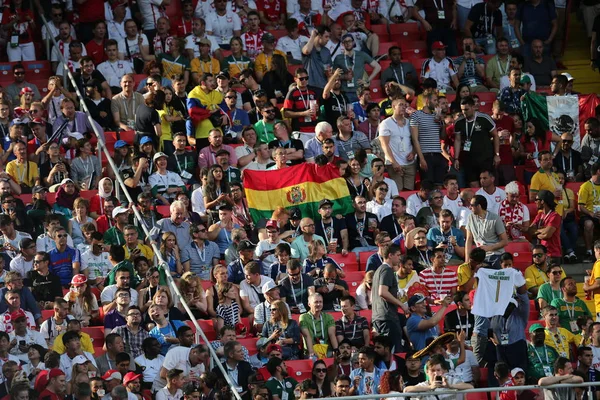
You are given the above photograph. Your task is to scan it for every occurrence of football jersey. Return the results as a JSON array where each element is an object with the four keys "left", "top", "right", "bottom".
[{"left": 472, "top": 268, "right": 526, "bottom": 317}]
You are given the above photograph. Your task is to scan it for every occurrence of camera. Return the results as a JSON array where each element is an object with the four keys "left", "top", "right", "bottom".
[{"left": 466, "top": 45, "right": 472, "bottom": 52}]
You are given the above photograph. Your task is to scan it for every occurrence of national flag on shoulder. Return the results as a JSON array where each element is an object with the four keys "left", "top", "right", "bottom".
[
  {"left": 521, "top": 92, "right": 600, "bottom": 150},
  {"left": 243, "top": 163, "right": 354, "bottom": 222}
]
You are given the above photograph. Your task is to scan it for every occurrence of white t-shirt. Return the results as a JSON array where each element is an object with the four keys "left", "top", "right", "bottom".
[
  {"left": 118, "top": 35, "right": 150, "bottom": 61},
  {"left": 0, "top": 231, "right": 32, "bottom": 259},
  {"left": 421, "top": 57, "right": 457, "bottom": 91},
  {"left": 138, "top": 0, "right": 167, "bottom": 30},
  {"left": 97, "top": 59, "right": 134, "bottom": 87},
  {"left": 592, "top": 345, "right": 600, "bottom": 370},
  {"left": 457, "top": 206, "right": 471, "bottom": 229},
  {"left": 152, "top": 346, "right": 198, "bottom": 391},
  {"left": 447, "top": 349, "right": 479, "bottom": 383},
  {"left": 472, "top": 267, "right": 526, "bottom": 318},
  {"left": 100, "top": 285, "right": 139, "bottom": 307},
  {"left": 276, "top": 35, "right": 310, "bottom": 61},
  {"left": 500, "top": 73, "right": 537, "bottom": 92},
  {"left": 107, "top": 20, "right": 127, "bottom": 41},
  {"left": 51, "top": 40, "right": 88, "bottom": 63},
  {"left": 367, "top": 199, "right": 393, "bottom": 221},
  {"left": 9, "top": 329, "right": 46, "bottom": 363},
  {"left": 9, "top": 254, "right": 33, "bottom": 277},
  {"left": 255, "top": 239, "right": 298, "bottom": 266},
  {"left": 185, "top": 34, "right": 220, "bottom": 58},
  {"left": 135, "top": 353, "right": 165, "bottom": 384},
  {"left": 191, "top": 186, "right": 206, "bottom": 216},
  {"left": 104, "top": 2, "right": 132, "bottom": 22},
  {"left": 326, "top": 40, "right": 344, "bottom": 60},
  {"left": 406, "top": 193, "right": 429, "bottom": 217},
  {"left": 81, "top": 250, "right": 112, "bottom": 281},
  {"left": 39, "top": 315, "right": 75, "bottom": 346},
  {"left": 156, "top": 387, "right": 183, "bottom": 400},
  {"left": 475, "top": 187, "right": 507, "bottom": 216},
  {"left": 443, "top": 195, "right": 463, "bottom": 221},
  {"left": 378, "top": 116, "right": 414, "bottom": 166},
  {"left": 240, "top": 276, "right": 275, "bottom": 310},
  {"left": 205, "top": 11, "right": 242, "bottom": 45},
  {"left": 59, "top": 351, "right": 97, "bottom": 381}
]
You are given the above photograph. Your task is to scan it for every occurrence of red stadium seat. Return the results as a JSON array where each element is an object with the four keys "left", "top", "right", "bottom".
[
  {"left": 344, "top": 271, "right": 365, "bottom": 290},
  {"left": 42, "top": 309, "right": 53, "bottom": 320},
  {"left": 512, "top": 251, "right": 532, "bottom": 272},
  {"left": 287, "top": 64, "right": 303, "bottom": 76},
  {"left": 378, "top": 42, "right": 397, "bottom": 57},
  {"left": 328, "top": 253, "right": 359, "bottom": 271},
  {"left": 82, "top": 326, "right": 105, "bottom": 347},
  {"left": 156, "top": 205, "right": 170, "bottom": 216},
  {"left": 18, "top": 193, "right": 33, "bottom": 205},
  {"left": 271, "top": 30, "right": 288, "bottom": 39},
  {"left": 286, "top": 359, "right": 314, "bottom": 381},
  {"left": 370, "top": 24, "right": 389, "bottom": 41},
  {"left": 388, "top": 23, "right": 422, "bottom": 41},
  {"left": 526, "top": 203, "right": 539, "bottom": 220},
  {"left": 505, "top": 241, "right": 532, "bottom": 254},
  {"left": 80, "top": 190, "right": 99, "bottom": 201},
  {"left": 238, "top": 338, "right": 258, "bottom": 355},
  {"left": 119, "top": 130, "right": 136, "bottom": 144},
  {"left": 94, "top": 347, "right": 106, "bottom": 357},
  {"left": 357, "top": 308, "right": 372, "bottom": 324},
  {"left": 196, "top": 319, "right": 217, "bottom": 341},
  {"left": 358, "top": 251, "right": 376, "bottom": 270}
]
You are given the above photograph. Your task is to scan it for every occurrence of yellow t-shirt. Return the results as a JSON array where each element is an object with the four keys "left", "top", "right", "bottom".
[
  {"left": 578, "top": 180, "right": 600, "bottom": 214},
  {"left": 589, "top": 260, "right": 600, "bottom": 313},
  {"left": 123, "top": 243, "right": 154, "bottom": 261},
  {"left": 254, "top": 50, "right": 287, "bottom": 76},
  {"left": 457, "top": 263, "right": 477, "bottom": 290},
  {"left": 530, "top": 169, "right": 564, "bottom": 216},
  {"left": 191, "top": 57, "right": 221, "bottom": 75},
  {"left": 51, "top": 331, "right": 95, "bottom": 354},
  {"left": 188, "top": 86, "right": 224, "bottom": 139},
  {"left": 524, "top": 264, "right": 566, "bottom": 290},
  {"left": 544, "top": 327, "right": 578, "bottom": 358},
  {"left": 6, "top": 160, "right": 39, "bottom": 187}
]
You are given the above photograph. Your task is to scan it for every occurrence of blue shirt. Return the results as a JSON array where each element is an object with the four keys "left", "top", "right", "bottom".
[
  {"left": 302, "top": 257, "right": 341, "bottom": 275},
  {"left": 365, "top": 253, "right": 383, "bottom": 273},
  {"left": 49, "top": 246, "right": 81, "bottom": 285},
  {"left": 517, "top": 0, "right": 557, "bottom": 42},
  {"left": 426, "top": 227, "right": 466, "bottom": 260},
  {"left": 0, "top": 287, "right": 41, "bottom": 320},
  {"left": 227, "top": 259, "right": 266, "bottom": 284},
  {"left": 407, "top": 313, "right": 439, "bottom": 351},
  {"left": 490, "top": 292, "right": 530, "bottom": 344},
  {"left": 349, "top": 366, "right": 384, "bottom": 395},
  {"left": 149, "top": 319, "right": 187, "bottom": 355}
]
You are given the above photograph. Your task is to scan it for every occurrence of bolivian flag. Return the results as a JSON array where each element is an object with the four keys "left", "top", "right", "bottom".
[{"left": 243, "top": 163, "right": 354, "bottom": 222}]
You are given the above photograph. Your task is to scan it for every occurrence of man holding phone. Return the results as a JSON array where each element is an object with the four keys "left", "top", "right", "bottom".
[{"left": 7, "top": 309, "right": 45, "bottom": 363}]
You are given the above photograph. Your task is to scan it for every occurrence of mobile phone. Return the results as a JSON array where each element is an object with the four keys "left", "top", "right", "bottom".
[
  {"left": 19, "top": 340, "right": 26, "bottom": 346},
  {"left": 435, "top": 376, "right": 443, "bottom": 383},
  {"left": 466, "top": 45, "right": 472, "bottom": 52}
]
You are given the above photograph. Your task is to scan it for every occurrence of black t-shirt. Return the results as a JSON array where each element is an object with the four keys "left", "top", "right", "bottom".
[
  {"left": 121, "top": 167, "right": 146, "bottom": 203},
  {"left": 70, "top": 70, "right": 108, "bottom": 94},
  {"left": 85, "top": 97, "right": 114, "bottom": 130},
  {"left": 380, "top": 214, "right": 402, "bottom": 239},
  {"left": 454, "top": 113, "right": 496, "bottom": 163},
  {"left": 443, "top": 310, "right": 475, "bottom": 334},
  {"left": 313, "top": 277, "right": 349, "bottom": 311},
  {"left": 267, "top": 138, "right": 305, "bottom": 165},
  {"left": 40, "top": 160, "right": 71, "bottom": 186},
  {"left": 467, "top": 3, "right": 502, "bottom": 38},
  {"left": 403, "top": 372, "right": 427, "bottom": 387},
  {"left": 135, "top": 103, "right": 160, "bottom": 135},
  {"left": 280, "top": 273, "right": 315, "bottom": 310},
  {"left": 322, "top": 91, "right": 350, "bottom": 131},
  {"left": 26, "top": 270, "right": 63, "bottom": 302},
  {"left": 406, "top": 247, "right": 431, "bottom": 273},
  {"left": 345, "top": 212, "right": 379, "bottom": 249},
  {"left": 315, "top": 217, "right": 347, "bottom": 247},
  {"left": 553, "top": 149, "right": 583, "bottom": 177}
]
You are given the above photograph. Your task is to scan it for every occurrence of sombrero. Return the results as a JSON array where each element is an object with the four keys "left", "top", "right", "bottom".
[{"left": 413, "top": 332, "right": 457, "bottom": 359}]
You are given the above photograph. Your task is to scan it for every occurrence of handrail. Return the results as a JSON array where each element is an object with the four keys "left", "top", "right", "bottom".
[{"left": 38, "top": 13, "right": 242, "bottom": 400}]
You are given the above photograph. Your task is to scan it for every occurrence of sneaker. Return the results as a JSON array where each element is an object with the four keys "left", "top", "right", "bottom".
[
  {"left": 584, "top": 253, "right": 595, "bottom": 263},
  {"left": 567, "top": 253, "right": 578, "bottom": 263}
]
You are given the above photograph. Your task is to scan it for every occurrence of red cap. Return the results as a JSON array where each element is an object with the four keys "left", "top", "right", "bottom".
[
  {"left": 19, "top": 87, "right": 33, "bottom": 96},
  {"left": 266, "top": 343, "right": 282, "bottom": 354},
  {"left": 71, "top": 274, "right": 88, "bottom": 286},
  {"left": 431, "top": 41, "right": 447, "bottom": 50},
  {"left": 30, "top": 117, "right": 46, "bottom": 125},
  {"left": 123, "top": 372, "right": 142, "bottom": 385},
  {"left": 34, "top": 370, "right": 49, "bottom": 393},
  {"left": 48, "top": 368, "right": 65, "bottom": 380},
  {"left": 102, "top": 370, "right": 122, "bottom": 381},
  {"left": 265, "top": 220, "right": 279, "bottom": 230},
  {"left": 10, "top": 309, "right": 26, "bottom": 321}
]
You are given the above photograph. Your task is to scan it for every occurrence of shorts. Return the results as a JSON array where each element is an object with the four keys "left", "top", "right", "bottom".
[
  {"left": 580, "top": 215, "right": 600, "bottom": 230},
  {"left": 463, "top": 157, "right": 494, "bottom": 184}
]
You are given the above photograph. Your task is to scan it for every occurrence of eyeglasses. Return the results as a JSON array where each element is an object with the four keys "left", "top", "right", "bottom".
[
  {"left": 304, "top": 223, "right": 315, "bottom": 228},
  {"left": 33, "top": 259, "right": 46, "bottom": 264},
  {"left": 297, "top": 76, "right": 309, "bottom": 81},
  {"left": 289, "top": 272, "right": 301, "bottom": 277},
  {"left": 149, "top": 274, "right": 160, "bottom": 279},
  {"left": 264, "top": 109, "right": 276, "bottom": 113},
  {"left": 240, "top": 78, "right": 247, "bottom": 85},
  {"left": 225, "top": 96, "right": 237, "bottom": 99},
  {"left": 194, "top": 228, "right": 206, "bottom": 233},
  {"left": 314, "top": 368, "right": 327, "bottom": 373},
  {"left": 550, "top": 271, "right": 562, "bottom": 275},
  {"left": 57, "top": 234, "right": 67, "bottom": 238},
  {"left": 378, "top": 187, "right": 388, "bottom": 192},
  {"left": 117, "top": 293, "right": 131, "bottom": 298},
  {"left": 533, "top": 253, "right": 545, "bottom": 258},
  {"left": 147, "top": 81, "right": 155, "bottom": 86}
]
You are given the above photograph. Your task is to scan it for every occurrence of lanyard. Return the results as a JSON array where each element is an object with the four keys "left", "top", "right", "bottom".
[
  {"left": 532, "top": 345, "right": 550, "bottom": 365},
  {"left": 220, "top": 222, "right": 231, "bottom": 243},
  {"left": 431, "top": 267, "right": 445, "bottom": 298},
  {"left": 321, "top": 220, "right": 334, "bottom": 244},
  {"left": 123, "top": 95, "right": 136, "bottom": 121},
  {"left": 182, "top": 18, "right": 188, "bottom": 35},
  {"left": 347, "top": 177, "right": 364, "bottom": 196},
  {"left": 565, "top": 301, "right": 576, "bottom": 320},
  {"left": 175, "top": 154, "right": 188, "bottom": 173},
  {"left": 16, "top": 161, "right": 28, "bottom": 184},
  {"left": 290, "top": 275, "right": 303, "bottom": 305},
  {"left": 546, "top": 329, "right": 568, "bottom": 355},
  {"left": 231, "top": 55, "right": 245, "bottom": 73},
  {"left": 195, "top": 242, "right": 206, "bottom": 263},
  {"left": 418, "top": 249, "right": 431, "bottom": 268},
  {"left": 465, "top": 116, "right": 477, "bottom": 141},
  {"left": 297, "top": 89, "right": 310, "bottom": 110},
  {"left": 456, "top": 310, "right": 469, "bottom": 337},
  {"left": 531, "top": 138, "right": 539, "bottom": 155},
  {"left": 392, "top": 64, "right": 405, "bottom": 85},
  {"left": 200, "top": 58, "right": 213, "bottom": 74},
  {"left": 496, "top": 56, "right": 510, "bottom": 76},
  {"left": 483, "top": 5, "right": 492, "bottom": 34},
  {"left": 356, "top": 214, "right": 366, "bottom": 237},
  {"left": 433, "top": 0, "right": 444, "bottom": 9},
  {"left": 344, "top": 52, "right": 356, "bottom": 70},
  {"left": 562, "top": 152, "right": 573, "bottom": 172},
  {"left": 81, "top": 157, "right": 92, "bottom": 177},
  {"left": 311, "top": 312, "right": 325, "bottom": 341},
  {"left": 158, "top": 173, "right": 170, "bottom": 194},
  {"left": 341, "top": 317, "right": 357, "bottom": 339},
  {"left": 331, "top": 91, "right": 347, "bottom": 114}
]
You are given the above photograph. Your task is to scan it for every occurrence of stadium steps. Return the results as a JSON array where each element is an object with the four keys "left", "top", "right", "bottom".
[{"left": 562, "top": 13, "right": 600, "bottom": 95}]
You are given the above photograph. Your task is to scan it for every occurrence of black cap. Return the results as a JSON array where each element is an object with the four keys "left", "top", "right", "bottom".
[
  {"left": 318, "top": 199, "right": 334, "bottom": 209},
  {"left": 237, "top": 239, "right": 256, "bottom": 252},
  {"left": 537, "top": 189, "right": 556, "bottom": 207},
  {"left": 215, "top": 149, "right": 230, "bottom": 157},
  {"left": 216, "top": 71, "right": 230, "bottom": 80},
  {"left": 290, "top": 207, "right": 302, "bottom": 220}
]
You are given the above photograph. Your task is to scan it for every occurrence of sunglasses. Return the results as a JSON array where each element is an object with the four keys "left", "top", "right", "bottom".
[
  {"left": 533, "top": 253, "right": 545, "bottom": 258},
  {"left": 225, "top": 95, "right": 237, "bottom": 99},
  {"left": 378, "top": 187, "right": 388, "bottom": 192},
  {"left": 289, "top": 272, "right": 301, "bottom": 277},
  {"left": 264, "top": 109, "right": 276, "bottom": 113},
  {"left": 57, "top": 234, "right": 68, "bottom": 238},
  {"left": 550, "top": 270, "right": 562, "bottom": 275},
  {"left": 297, "top": 76, "right": 309, "bottom": 81},
  {"left": 314, "top": 368, "right": 327, "bottom": 373},
  {"left": 33, "top": 260, "right": 46, "bottom": 264},
  {"left": 14, "top": 72, "right": 25, "bottom": 76}
]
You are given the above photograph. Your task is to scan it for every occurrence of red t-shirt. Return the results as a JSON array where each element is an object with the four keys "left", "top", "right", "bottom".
[
  {"left": 39, "top": 389, "right": 62, "bottom": 400},
  {"left": 499, "top": 379, "right": 516, "bottom": 400},
  {"left": 494, "top": 114, "right": 515, "bottom": 166},
  {"left": 441, "top": 123, "right": 455, "bottom": 166},
  {"left": 96, "top": 215, "right": 112, "bottom": 234},
  {"left": 531, "top": 210, "right": 562, "bottom": 257},
  {"left": 258, "top": 0, "right": 286, "bottom": 22},
  {"left": 86, "top": 40, "right": 107, "bottom": 66},
  {"left": 77, "top": 0, "right": 105, "bottom": 23},
  {"left": 1, "top": 9, "right": 35, "bottom": 44},
  {"left": 521, "top": 131, "right": 552, "bottom": 173},
  {"left": 172, "top": 18, "right": 193, "bottom": 37}
]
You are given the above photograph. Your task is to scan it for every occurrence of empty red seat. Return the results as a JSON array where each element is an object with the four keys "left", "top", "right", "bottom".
[
  {"left": 82, "top": 326, "right": 105, "bottom": 347},
  {"left": 156, "top": 205, "right": 170, "bottom": 216},
  {"left": 329, "top": 253, "right": 359, "bottom": 271},
  {"left": 388, "top": 23, "right": 422, "bottom": 40},
  {"left": 345, "top": 271, "right": 365, "bottom": 290},
  {"left": 119, "top": 130, "right": 136, "bottom": 145},
  {"left": 505, "top": 241, "right": 532, "bottom": 254},
  {"left": 286, "top": 359, "right": 314, "bottom": 381},
  {"left": 238, "top": 338, "right": 258, "bottom": 355},
  {"left": 358, "top": 251, "right": 376, "bottom": 270}
]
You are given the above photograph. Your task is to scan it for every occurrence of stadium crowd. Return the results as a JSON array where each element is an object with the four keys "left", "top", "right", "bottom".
[{"left": 0, "top": 0, "right": 600, "bottom": 399}]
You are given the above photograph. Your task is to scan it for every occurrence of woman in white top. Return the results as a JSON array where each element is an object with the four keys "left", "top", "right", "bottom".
[
  {"left": 70, "top": 139, "right": 102, "bottom": 190},
  {"left": 148, "top": 152, "right": 186, "bottom": 205},
  {"left": 366, "top": 181, "right": 392, "bottom": 221},
  {"left": 68, "top": 198, "right": 97, "bottom": 247},
  {"left": 378, "top": 96, "right": 416, "bottom": 191},
  {"left": 64, "top": 274, "right": 99, "bottom": 327}
]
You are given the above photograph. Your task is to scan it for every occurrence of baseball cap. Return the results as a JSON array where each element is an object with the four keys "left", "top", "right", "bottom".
[
  {"left": 528, "top": 323, "right": 545, "bottom": 334},
  {"left": 341, "top": 33, "right": 354, "bottom": 42},
  {"left": 266, "top": 343, "right": 282, "bottom": 353},
  {"left": 237, "top": 239, "right": 256, "bottom": 252},
  {"left": 290, "top": 208, "right": 302, "bottom": 220},
  {"left": 20, "top": 87, "right": 33, "bottom": 96},
  {"left": 215, "top": 149, "right": 230, "bottom": 157},
  {"left": 10, "top": 309, "right": 26, "bottom": 321},
  {"left": 32, "top": 185, "right": 48, "bottom": 194},
  {"left": 407, "top": 294, "right": 426, "bottom": 308},
  {"left": 112, "top": 206, "right": 129, "bottom": 219},
  {"left": 265, "top": 220, "right": 279, "bottom": 230},
  {"left": 431, "top": 41, "right": 446, "bottom": 50},
  {"left": 262, "top": 281, "right": 279, "bottom": 293},
  {"left": 216, "top": 71, "right": 230, "bottom": 80},
  {"left": 536, "top": 189, "right": 556, "bottom": 208},
  {"left": 102, "top": 370, "right": 122, "bottom": 381},
  {"left": 72, "top": 355, "right": 89, "bottom": 365},
  {"left": 29, "top": 117, "right": 46, "bottom": 126},
  {"left": 520, "top": 75, "right": 532, "bottom": 84},
  {"left": 152, "top": 152, "right": 168, "bottom": 162},
  {"left": 60, "top": 178, "right": 74, "bottom": 186},
  {"left": 318, "top": 199, "right": 334, "bottom": 209},
  {"left": 67, "top": 131, "right": 84, "bottom": 140},
  {"left": 198, "top": 37, "right": 212, "bottom": 46},
  {"left": 48, "top": 369, "right": 65, "bottom": 380},
  {"left": 71, "top": 274, "right": 88, "bottom": 286},
  {"left": 114, "top": 140, "right": 128, "bottom": 148},
  {"left": 561, "top": 72, "right": 574, "bottom": 81},
  {"left": 511, "top": 367, "right": 525, "bottom": 377},
  {"left": 140, "top": 136, "right": 153, "bottom": 145},
  {"left": 123, "top": 372, "right": 142, "bottom": 385},
  {"left": 262, "top": 32, "right": 276, "bottom": 43}
]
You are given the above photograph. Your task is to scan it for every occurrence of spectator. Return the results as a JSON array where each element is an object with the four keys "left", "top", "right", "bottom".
[
  {"left": 453, "top": 38, "right": 487, "bottom": 91},
  {"left": 280, "top": 259, "right": 315, "bottom": 314},
  {"left": 259, "top": 299, "right": 300, "bottom": 360},
  {"left": 27, "top": 251, "right": 63, "bottom": 307},
  {"left": 39, "top": 369, "right": 68, "bottom": 400},
  {"left": 475, "top": 170, "right": 506, "bottom": 216},
  {"left": 427, "top": 209, "right": 466, "bottom": 263},
  {"left": 523, "top": 39, "right": 557, "bottom": 87},
  {"left": 463, "top": 0, "right": 503, "bottom": 54},
  {"left": 537, "top": 265, "right": 565, "bottom": 309},
  {"left": 112, "top": 75, "right": 143, "bottom": 128},
  {"left": 156, "top": 368, "right": 185, "bottom": 400},
  {"left": 415, "top": 189, "right": 444, "bottom": 230},
  {"left": 348, "top": 346, "right": 383, "bottom": 395},
  {"left": 530, "top": 190, "right": 562, "bottom": 264},
  {"left": 4, "top": 64, "right": 40, "bottom": 106},
  {"left": 419, "top": 248, "right": 458, "bottom": 303},
  {"left": 486, "top": 39, "right": 513, "bottom": 90},
  {"left": 527, "top": 323, "right": 560, "bottom": 382},
  {"left": 301, "top": 26, "right": 332, "bottom": 99},
  {"left": 538, "top": 357, "right": 584, "bottom": 397},
  {"left": 465, "top": 195, "right": 508, "bottom": 267},
  {"left": 313, "top": 264, "right": 349, "bottom": 311},
  {"left": 381, "top": 46, "right": 418, "bottom": 89},
  {"left": 205, "top": 0, "right": 242, "bottom": 48},
  {"left": 578, "top": 162, "right": 600, "bottom": 262},
  {"left": 421, "top": 43, "right": 459, "bottom": 93},
  {"left": 515, "top": 0, "right": 557, "bottom": 56},
  {"left": 276, "top": 19, "right": 309, "bottom": 64},
  {"left": 333, "top": 35, "right": 381, "bottom": 103},
  {"left": 542, "top": 305, "right": 577, "bottom": 359},
  {"left": 551, "top": 276, "right": 592, "bottom": 335},
  {"left": 413, "top": 0, "right": 458, "bottom": 56},
  {"left": 335, "top": 296, "right": 369, "bottom": 348},
  {"left": 58, "top": 331, "right": 98, "bottom": 381},
  {"left": 265, "top": 357, "right": 298, "bottom": 398},
  {"left": 499, "top": 181, "right": 531, "bottom": 241},
  {"left": 404, "top": 354, "right": 474, "bottom": 395},
  {"left": 554, "top": 133, "right": 584, "bottom": 181}
]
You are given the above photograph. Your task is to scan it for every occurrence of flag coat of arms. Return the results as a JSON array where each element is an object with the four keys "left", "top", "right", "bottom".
[
  {"left": 243, "top": 163, "right": 354, "bottom": 222},
  {"left": 521, "top": 93, "right": 600, "bottom": 150}
]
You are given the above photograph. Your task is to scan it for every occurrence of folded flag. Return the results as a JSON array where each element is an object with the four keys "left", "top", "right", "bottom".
[{"left": 243, "top": 163, "right": 354, "bottom": 222}]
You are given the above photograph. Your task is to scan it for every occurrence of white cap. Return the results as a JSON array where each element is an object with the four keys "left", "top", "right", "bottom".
[
  {"left": 561, "top": 72, "right": 574, "bottom": 81},
  {"left": 112, "top": 206, "right": 129, "bottom": 218},
  {"left": 72, "top": 355, "right": 89, "bottom": 365},
  {"left": 68, "top": 131, "right": 84, "bottom": 140},
  {"left": 511, "top": 367, "right": 525, "bottom": 377}
]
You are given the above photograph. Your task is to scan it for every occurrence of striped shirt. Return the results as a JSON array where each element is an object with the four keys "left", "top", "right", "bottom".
[
  {"left": 283, "top": 88, "right": 318, "bottom": 133},
  {"left": 419, "top": 267, "right": 458, "bottom": 301},
  {"left": 409, "top": 110, "right": 443, "bottom": 154}
]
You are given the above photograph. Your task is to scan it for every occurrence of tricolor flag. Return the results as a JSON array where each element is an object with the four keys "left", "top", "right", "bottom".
[
  {"left": 243, "top": 163, "right": 354, "bottom": 222},
  {"left": 521, "top": 92, "right": 600, "bottom": 150}
]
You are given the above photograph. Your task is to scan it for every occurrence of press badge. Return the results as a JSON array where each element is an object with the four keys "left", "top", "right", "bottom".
[
  {"left": 500, "top": 333, "right": 509, "bottom": 345},
  {"left": 543, "top": 366, "right": 553, "bottom": 377},
  {"left": 305, "top": 116, "right": 312, "bottom": 123},
  {"left": 570, "top": 320, "right": 579, "bottom": 332},
  {"left": 437, "top": 10, "right": 445, "bottom": 19},
  {"left": 463, "top": 140, "right": 472, "bottom": 152},
  {"left": 298, "top": 304, "right": 307, "bottom": 313},
  {"left": 181, "top": 171, "right": 192, "bottom": 180}
]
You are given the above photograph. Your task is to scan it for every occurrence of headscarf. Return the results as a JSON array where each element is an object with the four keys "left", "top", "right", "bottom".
[
  {"left": 56, "top": 182, "right": 80, "bottom": 209},
  {"left": 98, "top": 177, "right": 114, "bottom": 198}
]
